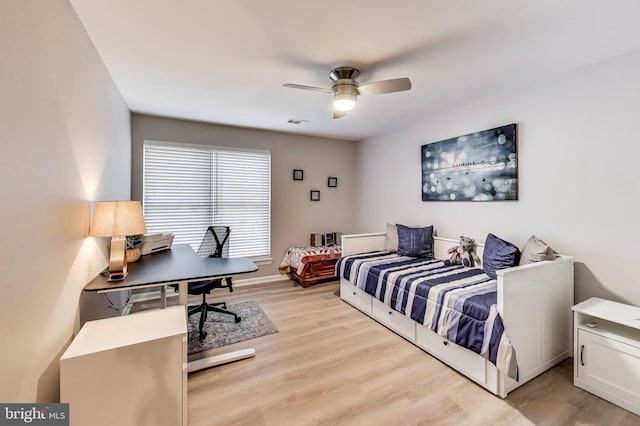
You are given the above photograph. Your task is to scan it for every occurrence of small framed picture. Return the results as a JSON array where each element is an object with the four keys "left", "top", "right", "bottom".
[
  {"left": 310, "top": 190, "right": 320, "bottom": 201},
  {"left": 328, "top": 177, "right": 338, "bottom": 187},
  {"left": 324, "top": 233, "right": 334, "bottom": 246},
  {"left": 293, "top": 169, "right": 304, "bottom": 181}
]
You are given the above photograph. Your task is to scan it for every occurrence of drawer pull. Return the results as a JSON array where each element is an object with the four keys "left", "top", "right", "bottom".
[
  {"left": 443, "top": 341, "right": 448, "bottom": 346},
  {"left": 580, "top": 344, "right": 585, "bottom": 366}
]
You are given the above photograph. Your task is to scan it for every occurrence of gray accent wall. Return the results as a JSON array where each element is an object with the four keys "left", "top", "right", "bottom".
[{"left": 130, "top": 114, "right": 357, "bottom": 278}]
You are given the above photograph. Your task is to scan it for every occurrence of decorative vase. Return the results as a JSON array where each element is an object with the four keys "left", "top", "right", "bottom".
[{"left": 126, "top": 248, "right": 141, "bottom": 263}]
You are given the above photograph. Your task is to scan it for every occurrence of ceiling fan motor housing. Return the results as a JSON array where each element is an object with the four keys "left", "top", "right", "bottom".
[
  {"left": 329, "top": 66, "right": 360, "bottom": 81},
  {"left": 330, "top": 67, "right": 360, "bottom": 110}
]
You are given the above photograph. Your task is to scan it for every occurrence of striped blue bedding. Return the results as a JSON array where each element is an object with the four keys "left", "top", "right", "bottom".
[{"left": 337, "top": 251, "right": 518, "bottom": 380}]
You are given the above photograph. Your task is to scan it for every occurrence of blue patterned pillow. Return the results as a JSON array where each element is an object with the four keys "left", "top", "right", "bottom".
[
  {"left": 483, "top": 233, "right": 521, "bottom": 279},
  {"left": 396, "top": 225, "right": 434, "bottom": 259}
]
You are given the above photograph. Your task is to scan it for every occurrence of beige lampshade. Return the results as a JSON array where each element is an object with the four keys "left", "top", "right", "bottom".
[{"left": 89, "top": 201, "right": 147, "bottom": 237}]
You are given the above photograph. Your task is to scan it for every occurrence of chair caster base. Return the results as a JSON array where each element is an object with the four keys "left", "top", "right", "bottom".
[
  {"left": 199, "top": 331, "right": 207, "bottom": 340},
  {"left": 235, "top": 316, "right": 241, "bottom": 323}
]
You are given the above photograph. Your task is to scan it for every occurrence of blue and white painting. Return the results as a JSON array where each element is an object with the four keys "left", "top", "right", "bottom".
[{"left": 421, "top": 124, "right": 517, "bottom": 201}]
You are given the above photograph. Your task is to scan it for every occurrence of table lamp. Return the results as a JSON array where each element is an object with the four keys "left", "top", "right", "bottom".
[{"left": 89, "top": 201, "right": 147, "bottom": 281}]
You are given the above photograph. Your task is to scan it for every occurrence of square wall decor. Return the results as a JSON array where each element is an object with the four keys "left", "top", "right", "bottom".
[
  {"left": 421, "top": 123, "right": 517, "bottom": 202},
  {"left": 328, "top": 177, "right": 337, "bottom": 187},
  {"left": 310, "top": 190, "right": 320, "bottom": 201},
  {"left": 293, "top": 169, "right": 304, "bottom": 181}
]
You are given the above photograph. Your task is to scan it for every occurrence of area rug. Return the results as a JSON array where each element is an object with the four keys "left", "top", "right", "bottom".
[{"left": 186, "top": 301, "right": 278, "bottom": 355}]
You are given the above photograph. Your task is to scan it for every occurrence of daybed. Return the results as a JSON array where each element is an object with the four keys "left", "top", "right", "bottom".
[{"left": 337, "top": 232, "right": 574, "bottom": 398}]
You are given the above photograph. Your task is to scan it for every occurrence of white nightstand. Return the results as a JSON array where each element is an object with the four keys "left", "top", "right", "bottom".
[{"left": 572, "top": 297, "right": 640, "bottom": 416}]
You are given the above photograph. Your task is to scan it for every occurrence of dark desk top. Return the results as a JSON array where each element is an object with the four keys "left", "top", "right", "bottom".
[{"left": 84, "top": 244, "right": 258, "bottom": 292}]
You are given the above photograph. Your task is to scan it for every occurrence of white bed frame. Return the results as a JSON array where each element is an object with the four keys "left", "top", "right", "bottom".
[{"left": 339, "top": 233, "right": 574, "bottom": 398}]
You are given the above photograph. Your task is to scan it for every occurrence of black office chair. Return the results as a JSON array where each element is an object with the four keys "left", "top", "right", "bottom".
[{"left": 188, "top": 226, "right": 240, "bottom": 339}]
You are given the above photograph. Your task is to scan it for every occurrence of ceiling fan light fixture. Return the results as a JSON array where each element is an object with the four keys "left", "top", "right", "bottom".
[
  {"left": 332, "top": 83, "right": 358, "bottom": 112},
  {"left": 333, "top": 93, "right": 356, "bottom": 111}
]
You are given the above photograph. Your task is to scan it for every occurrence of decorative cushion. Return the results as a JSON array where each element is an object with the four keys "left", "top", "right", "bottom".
[
  {"left": 396, "top": 224, "right": 434, "bottom": 259},
  {"left": 385, "top": 223, "right": 422, "bottom": 252},
  {"left": 520, "top": 235, "right": 556, "bottom": 265},
  {"left": 483, "top": 233, "right": 521, "bottom": 279},
  {"left": 385, "top": 223, "right": 399, "bottom": 252}
]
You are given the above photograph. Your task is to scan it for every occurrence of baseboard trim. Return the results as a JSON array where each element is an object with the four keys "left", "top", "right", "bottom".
[
  {"left": 128, "top": 274, "right": 289, "bottom": 305},
  {"left": 234, "top": 274, "right": 289, "bottom": 287}
]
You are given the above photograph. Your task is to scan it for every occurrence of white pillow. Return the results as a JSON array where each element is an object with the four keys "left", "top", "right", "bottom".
[
  {"left": 385, "top": 223, "right": 398, "bottom": 252},
  {"left": 520, "top": 235, "right": 556, "bottom": 265}
]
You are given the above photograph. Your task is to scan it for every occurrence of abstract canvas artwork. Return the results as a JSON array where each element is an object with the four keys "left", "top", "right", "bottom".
[{"left": 421, "top": 124, "right": 517, "bottom": 201}]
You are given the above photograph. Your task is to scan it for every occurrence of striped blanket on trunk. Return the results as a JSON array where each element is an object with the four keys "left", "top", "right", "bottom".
[{"left": 337, "top": 251, "right": 518, "bottom": 380}]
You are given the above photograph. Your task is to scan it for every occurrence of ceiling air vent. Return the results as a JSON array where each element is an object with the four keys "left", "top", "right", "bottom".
[{"left": 287, "top": 118, "right": 309, "bottom": 125}]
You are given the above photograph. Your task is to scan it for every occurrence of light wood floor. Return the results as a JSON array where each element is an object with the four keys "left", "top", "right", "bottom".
[{"left": 161, "top": 280, "right": 638, "bottom": 425}]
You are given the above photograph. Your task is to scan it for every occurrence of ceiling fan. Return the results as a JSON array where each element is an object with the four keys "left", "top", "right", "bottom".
[{"left": 283, "top": 66, "right": 412, "bottom": 119}]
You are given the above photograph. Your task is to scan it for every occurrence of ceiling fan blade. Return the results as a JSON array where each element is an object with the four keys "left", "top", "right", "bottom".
[
  {"left": 358, "top": 78, "right": 412, "bottom": 95},
  {"left": 333, "top": 110, "right": 347, "bottom": 120},
  {"left": 283, "top": 83, "right": 331, "bottom": 93}
]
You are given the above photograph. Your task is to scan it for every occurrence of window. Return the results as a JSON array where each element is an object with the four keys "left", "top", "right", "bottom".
[{"left": 143, "top": 141, "right": 271, "bottom": 259}]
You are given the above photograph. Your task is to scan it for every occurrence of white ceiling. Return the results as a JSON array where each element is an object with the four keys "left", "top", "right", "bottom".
[{"left": 70, "top": 0, "right": 640, "bottom": 141}]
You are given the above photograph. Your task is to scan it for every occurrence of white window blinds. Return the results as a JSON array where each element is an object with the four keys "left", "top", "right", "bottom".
[{"left": 143, "top": 141, "right": 271, "bottom": 259}]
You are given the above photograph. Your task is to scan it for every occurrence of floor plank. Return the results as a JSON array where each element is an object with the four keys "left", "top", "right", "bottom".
[{"left": 136, "top": 280, "right": 639, "bottom": 425}]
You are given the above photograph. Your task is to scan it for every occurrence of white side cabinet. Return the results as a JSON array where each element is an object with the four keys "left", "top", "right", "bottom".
[
  {"left": 572, "top": 297, "right": 640, "bottom": 416},
  {"left": 60, "top": 306, "right": 187, "bottom": 426}
]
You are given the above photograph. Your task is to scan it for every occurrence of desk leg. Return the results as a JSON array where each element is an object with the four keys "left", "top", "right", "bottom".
[
  {"left": 178, "top": 281, "right": 188, "bottom": 306},
  {"left": 160, "top": 285, "right": 167, "bottom": 309},
  {"left": 177, "top": 280, "right": 256, "bottom": 372}
]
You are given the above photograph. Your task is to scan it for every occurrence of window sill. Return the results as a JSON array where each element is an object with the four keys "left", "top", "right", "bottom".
[{"left": 251, "top": 257, "right": 272, "bottom": 266}]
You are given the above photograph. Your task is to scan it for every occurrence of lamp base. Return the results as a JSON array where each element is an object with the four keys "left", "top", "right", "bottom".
[
  {"left": 108, "top": 236, "right": 128, "bottom": 281},
  {"left": 107, "top": 271, "right": 127, "bottom": 282}
]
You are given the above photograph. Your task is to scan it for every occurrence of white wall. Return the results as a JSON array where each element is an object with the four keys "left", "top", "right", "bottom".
[
  {"left": 0, "top": 1, "right": 130, "bottom": 401},
  {"left": 356, "top": 50, "right": 640, "bottom": 306},
  {"left": 131, "top": 114, "right": 357, "bottom": 278}
]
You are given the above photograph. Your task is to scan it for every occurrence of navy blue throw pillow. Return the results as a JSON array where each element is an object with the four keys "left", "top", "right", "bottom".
[
  {"left": 396, "top": 225, "right": 434, "bottom": 259},
  {"left": 483, "top": 233, "right": 521, "bottom": 279}
]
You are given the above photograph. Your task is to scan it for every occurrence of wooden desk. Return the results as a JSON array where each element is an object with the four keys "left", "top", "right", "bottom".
[{"left": 84, "top": 244, "right": 259, "bottom": 371}]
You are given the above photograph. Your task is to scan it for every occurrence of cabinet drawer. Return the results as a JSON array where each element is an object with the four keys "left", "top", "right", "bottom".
[
  {"left": 340, "top": 280, "right": 372, "bottom": 314},
  {"left": 371, "top": 299, "right": 416, "bottom": 341},
  {"left": 416, "top": 325, "right": 487, "bottom": 385},
  {"left": 577, "top": 329, "right": 640, "bottom": 408}
]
